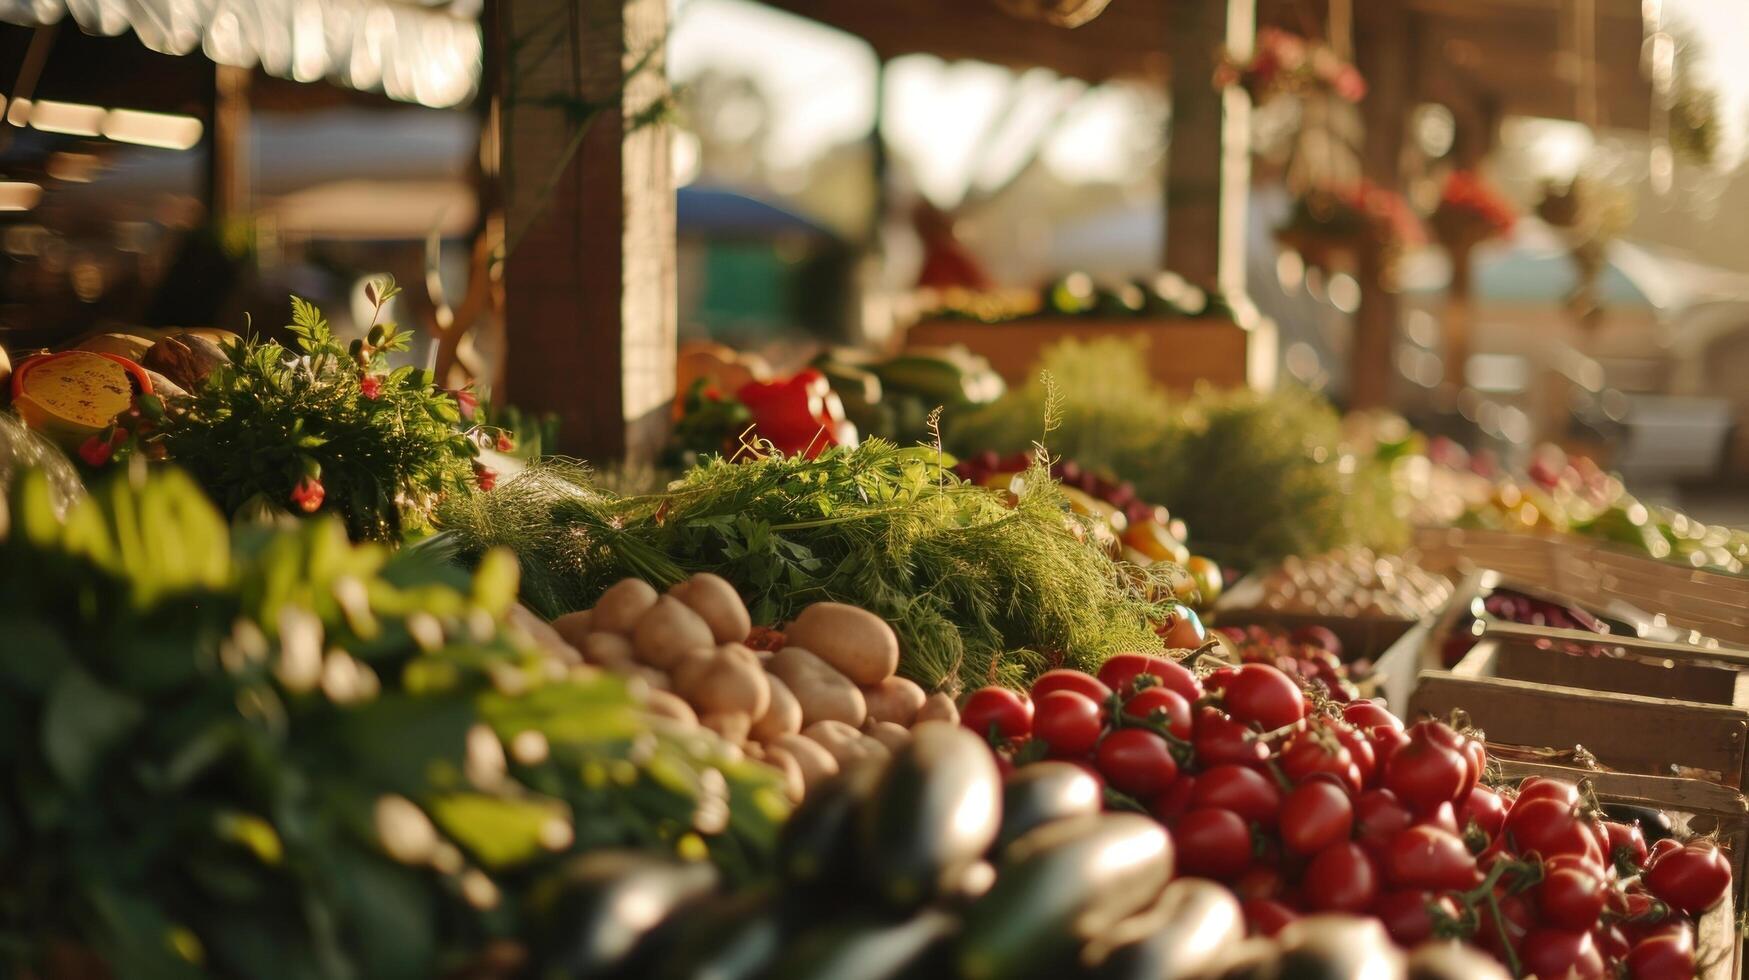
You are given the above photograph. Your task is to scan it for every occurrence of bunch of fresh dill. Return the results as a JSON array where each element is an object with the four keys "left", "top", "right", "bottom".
[{"left": 434, "top": 439, "right": 1170, "bottom": 693}]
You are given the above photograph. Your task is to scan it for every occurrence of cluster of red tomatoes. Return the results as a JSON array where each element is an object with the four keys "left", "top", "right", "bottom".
[
  {"left": 1214, "top": 623, "right": 1370, "bottom": 704},
  {"left": 960, "top": 655, "right": 1731, "bottom": 979}
]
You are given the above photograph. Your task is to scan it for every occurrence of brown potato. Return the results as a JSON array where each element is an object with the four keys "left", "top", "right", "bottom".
[
  {"left": 550, "top": 609, "right": 594, "bottom": 649},
  {"left": 675, "top": 644, "right": 770, "bottom": 719},
  {"left": 916, "top": 692, "right": 960, "bottom": 725},
  {"left": 593, "top": 579, "right": 659, "bottom": 634},
  {"left": 632, "top": 596, "right": 715, "bottom": 669},
  {"left": 767, "top": 647, "right": 866, "bottom": 728},
  {"left": 700, "top": 712, "right": 751, "bottom": 744},
  {"left": 761, "top": 745, "right": 806, "bottom": 802},
  {"left": 784, "top": 602, "right": 900, "bottom": 686},
  {"left": 801, "top": 720, "right": 869, "bottom": 769},
  {"left": 751, "top": 672, "right": 803, "bottom": 742},
  {"left": 865, "top": 720, "right": 912, "bottom": 753},
  {"left": 863, "top": 676, "right": 926, "bottom": 727},
  {"left": 670, "top": 573, "right": 752, "bottom": 645},
  {"left": 772, "top": 733, "right": 838, "bottom": 789},
  {"left": 643, "top": 689, "right": 698, "bottom": 726}
]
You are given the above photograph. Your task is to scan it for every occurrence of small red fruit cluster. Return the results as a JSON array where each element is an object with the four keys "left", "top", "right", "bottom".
[
  {"left": 961, "top": 655, "right": 1731, "bottom": 978},
  {"left": 1216, "top": 623, "right": 1369, "bottom": 703}
]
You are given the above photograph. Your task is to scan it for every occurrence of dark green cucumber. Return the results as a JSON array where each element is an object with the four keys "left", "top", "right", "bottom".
[
  {"left": 955, "top": 813, "right": 1172, "bottom": 980},
  {"left": 530, "top": 850, "right": 719, "bottom": 978},
  {"left": 761, "top": 909, "right": 959, "bottom": 980},
  {"left": 1083, "top": 878, "right": 1244, "bottom": 979},
  {"left": 857, "top": 721, "right": 1002, "bottom": 910},
  {"left": 994, "top": 761, "right": 1103, "bottom": 854},
  {"left": 777, "top": 760, "right": 883, "bottom": 893}
]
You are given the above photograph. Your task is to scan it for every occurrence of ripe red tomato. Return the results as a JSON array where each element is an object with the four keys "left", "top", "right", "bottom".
[
  {"left": 1123, "top": 687, "right": 1192, "bottom": 739},
  {"left": 1602, "top": 820, "right": 1648, "bottom": 870},
  {"left": 1460, "top": 737, "right": 1486, "bottom": 799},
  {"left": 1384, "top": 825, "right": 1480, "bottom": 891},
  {"left": 1191, "top": 764, "right": 1283, "bottom": 828},
  {"left": 1030, "top": 669, "right": 1112, "bottom": 705},
  {"left": 1457, "top": 784, "right": 1508, "bottom": 838},
  {"left": 1626, "top": 926, "right": 1696, "bottom": 980},
  {"left": 1505, "top": 797, "right": 1601, "bottom": 864},
  {"left": 1031, "top": 690, "right": 1104, "bottom": 758},
  {"left": 1175, "top": 807, "right": 1253, "bottom": 879},
  {"left": 1645, "top": 842, "right": 1731, "bottom": 916},
  {"left": 1536, "top": 863, "right": 1608, "bottom": 930},
  {"left": 1369, "top": 724, "right": 1410, "bottom": 770},
  {"left": 1203, "top": 666, "right": 1240, "bottom": 692},
  {"left": 1330, "top": 723, "right": 1377, "bottom": 789},
  {"left": 1241, "top": 898, "right": 1298, "bottom": 937},
  {"left": 1280, "top": 779, "right": 1355, "bottom": 856},
  {"left": 1193, "top": 706, "right": 1270, "bottom": 767},
  {"left": 1478, "top": 890, "right": 1535, "bottom": 960},
  {"left": 1518, "top": 927, "right": 1604, "bottom": 980},
  {"left": 1383, "top": 723, "right": 1468, "bottom": 814},
  {"left": 1303, "top": 841, "right": 1379, "bottom": 913},
  {"left": 1148, "top": 774, "right": 1197, "bottom": 826},
  {"left": 1095, "top": 728, "right": 1178, "bottom": 797},
  {"left": 1342, "top": 699, "right": 1402, "bottom": 732},
  {"left": 1222, "top": 664, "right": 1305, "bottom": 731},
  {"left": 1232, "top": 864, "right": 1286, "bottom": 901},
  {"left": 961, "top": 687, "right": 1033, "bottom": 741},
  {"left": 1097, "top": 653, "right": 1202, "bottom": 702},
  {"left": 1372, "top": 889, "right": 1458, "bottom": 946},
  {"left": 1355, "top": 789, "right": 1415, "bottom": 854},
  {"left": 1516, "top": 776, "right": 1581, "bottom": 808},
  {"left": 1280, "top": 728, "right": 1361, "bottom": 792},
  {"left": 1597, "top": 923, "right": 1631, "bottom": 960},
  {"left": 1647, "top": 837, "right": 1682, "bottom": 867}
]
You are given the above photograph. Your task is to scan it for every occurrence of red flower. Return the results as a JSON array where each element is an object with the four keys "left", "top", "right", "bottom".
[
  {"left": 475, "top": 464, "right": 498, "bottom": 492},
  {"left": 290, "top": 476, "right": 326, "bottom": 513},
  {"left": 359, "top": 375, "right": 383, "bottom": 400},
  {"left": 495, "top": 432, "right": 515, "bottom": 452},
  {"left": 454, "top": 388, "right": 478, "bottom": 420},
  {"left": 78, "top": 435, "right": 114, "bottom": 467}
]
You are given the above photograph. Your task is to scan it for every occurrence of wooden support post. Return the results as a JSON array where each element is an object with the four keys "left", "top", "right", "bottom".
[
  {"left": 1350, "top": 4, "right": 1411, "bottom": 410},
  {"left": 499, "top": 0, "right": 675, "bottom": 464},
  {"left": 204, "top": 64, "right": 251, "bottom": 224},
  {"left": 1163, "top": 0, "right": 1253, "bottom": 298},
  {"left": 1440, "top": 97, "right": 1499, "bottom": 390}
]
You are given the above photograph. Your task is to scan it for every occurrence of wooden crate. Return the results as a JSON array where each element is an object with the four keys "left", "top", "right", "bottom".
[
  {"left": 1410, "top": 624, "right": 1749, "bottom": 789},
  {"left": 902, "top": 315, "right": 1275, "bottom": 392},
  {"left": 1209, "top": 608, "right": 1431, "bottom": 715},
  {"left": 1490, "top": 758, "right": 1746, "bottom": 975}
]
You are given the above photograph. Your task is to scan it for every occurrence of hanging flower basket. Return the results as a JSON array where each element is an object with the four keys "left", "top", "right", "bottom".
[
  {"left": 1276, "top": 182, "right": 1422, "bottom": 278},
  {"left": 1431, "top": 170, "right": 1517, "bottom": 252},
  {"left": 992, "top": 0, "right": 1112, "bottom": 28},
  {"left": 1215, "top": 29, "right": 1366, "bottom": 105}
]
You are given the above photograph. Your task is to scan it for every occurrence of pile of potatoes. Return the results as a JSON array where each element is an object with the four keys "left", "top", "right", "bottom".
[{"left": 548, "top": 574, "right": 959, "bottom": 801}]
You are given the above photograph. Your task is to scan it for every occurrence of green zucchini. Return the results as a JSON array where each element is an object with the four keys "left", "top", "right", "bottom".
[
  {"left": 645, "top": 887, "right": 784, "bottom": 980},
  {"left": 761, "top": 909, "right": 959, "bottom": 980},
  {"left": 955, "top": 813, "right": 1172, "bottom": 980},
  {"left": 1083, "top": 878, "right": 1244, "bottom": 979},
  {"left": 857, "top": 721, "right": 1002, "bottom": 910},
  {"left": 995, "top": 761, "right": 1103, "bottom": 854},
  {"left": 530, "top": 850, "right": 719, "bottom": 978}
]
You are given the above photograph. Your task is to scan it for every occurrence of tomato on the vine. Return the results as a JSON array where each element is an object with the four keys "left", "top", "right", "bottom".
[
  {"left": 1383, "top": 721, "right": 1468, "bottom": 814},
  {"left": 1031, "top": 689, "right": 1104, "bottom": 758},
  {"left": 1355, "top": 789, "right": 1415, "bottom": 855},
  {"left": 961, "top": 687, "right": 1033, "bottom": 741},
  {"left": 1222, "top": 664, "right": 1305, "bottom": 731},
  {"left": 1330, "top": 722, "right": 1377, "bottom": 788},
  {"left": 1384, "top": 825, "right": 1479, "bottom": 891},
  {"left": 1343, "top": 699, "right": 1402, "bottom": 733},
  {"left": 1030, "top": 669, "right": 1112, "bottom": 704},
  {"left": 1280, "top": 779, "right": 1354, "bottom": 856},
  {"left": 1232, "top": 864, "right": 1286, "bottom": 902},
  {"left": 1536, "top": 862, "right": 1608, "bottom": 930},
  {"left": 1504, "top": 797, "right": 1601, "bottom": 864},
  {"left": 1603, "top": 820, "right": 1649, "bottom": 870},
  {"left": 1190, "top": 764, "right": 1283, "bottom": 828},
  {"left": 1123, "top": 686, "right": 1192, "bottom": 739},
  {"left": 1372, "top": 889, "right": 1458, "bottom": 946},
  {"left": 1302, "top": 841, "right": 1378, "bottom": 913},
  {"left": 1645, "top": 841, "right": 1731, "bottom": 916},
  {"left": 1241, "top": 898, "right": 1298, "bottom": 937},
  {"left": 1279, "top": 728, "right": 1361, "bottom": 792},
  {"left": 1095, "top": 728, "right": 1177, "bottom": 797},
  {"left": 1148, "top": 774, "right": 1197, "bottom": 826},
  {"left": 1457, "top": 784, "right": 1508, "bottom": 839},
  {"left": 1518, "top": 927, "right": 1604, "bottom": 980},
  {"left": 1193, "top": 706, "right": 1270, "bottom": 767},
  {"left": 1097, "top": 652, "right": 1201, "bottom": 702},
  {"left": 1517, "top": 775, "right": 1581, "bottom": 808},
  {"left": 1626, "top": 925, "right": 1696, "bottom": 980},
  {"left": 1176, "top": 807, "right": 1253, "bottom": 879}
]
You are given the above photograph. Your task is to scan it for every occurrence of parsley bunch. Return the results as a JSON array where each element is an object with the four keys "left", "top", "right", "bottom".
[{"left": 160, "top": 279, "right": 491, "bottom": 541}]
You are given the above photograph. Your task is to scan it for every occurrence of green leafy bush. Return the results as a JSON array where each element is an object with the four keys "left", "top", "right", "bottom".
[{"left": 0, "top": 465, "right": 785, "bottom": 979}]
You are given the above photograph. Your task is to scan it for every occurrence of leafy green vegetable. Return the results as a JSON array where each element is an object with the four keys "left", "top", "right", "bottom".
[
  {"left": 434, "top": 439, "right": 1171, "bottom": 692},
  {"left": 156, "top": 280, "right": 490, "bottom": 541},
  {"left": 948, "top": 338, "right": 1405, "bottom": 568},
  {"left": 0, "top": 464, "right": 785, "bottom": 979}
]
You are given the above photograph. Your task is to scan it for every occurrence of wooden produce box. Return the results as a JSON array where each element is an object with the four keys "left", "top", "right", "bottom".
[
  {"left": 1410, "top": 623, "right": 1749, "bottom": 790},
  {"left": 902, "top": 315, "right": 1276, "bottom": 392},
  {"left": 1414, "top": 527, "right": 1749, "bottom": 647},
  {"left": 1210, "top": 608, "right": 1431, "bottom": 715},
  {"left": 1490, "top": 757, "right": 1745, "bottom": 974}
]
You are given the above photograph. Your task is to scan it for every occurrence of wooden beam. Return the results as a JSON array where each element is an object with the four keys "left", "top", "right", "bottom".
[
  {"left": 499, "top": 0, "right": 676, "bottom": 464},
  {"left": 1349, "top": 2, "right": 1413, "bottom": 410},
  {"left": 1163, "top": 0, "right": 1253, "bottom": 296}
]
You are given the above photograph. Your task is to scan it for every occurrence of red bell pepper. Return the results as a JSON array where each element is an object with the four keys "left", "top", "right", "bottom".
[{"left": 735, "top": 369, "right": 859, "bottom": 459}]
